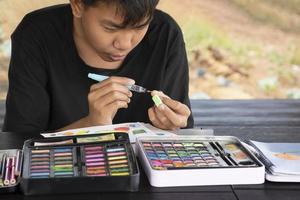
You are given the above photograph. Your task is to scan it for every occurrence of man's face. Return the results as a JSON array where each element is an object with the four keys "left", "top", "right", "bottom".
[{"left": 78, "top": 3, "right": 150, "bottom": 63}]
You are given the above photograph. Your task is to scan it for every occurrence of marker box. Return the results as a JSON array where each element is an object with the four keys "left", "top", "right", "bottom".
[
  {"left": 0, "top": 149, "right": 23, "bottom": 193},
  {"left": 1, "top": 132, "right": 139, "bottom": 195},
  {"left": 136, "top": 135, "right": 265, "bottom": 187}
]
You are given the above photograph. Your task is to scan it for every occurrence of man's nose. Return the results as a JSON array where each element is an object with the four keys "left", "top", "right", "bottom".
[{"left": 113, "top": 32, "right": 133, "bottom": 51}]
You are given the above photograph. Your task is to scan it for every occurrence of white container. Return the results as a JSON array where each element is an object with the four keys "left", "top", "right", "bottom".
[{"left": 136, "top": 136, "right": 265, "bottom": 187}]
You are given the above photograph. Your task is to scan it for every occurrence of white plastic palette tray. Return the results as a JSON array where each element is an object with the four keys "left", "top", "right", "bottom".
[{"left": 136, "top": 136, "right": 265, "bottom": 187}]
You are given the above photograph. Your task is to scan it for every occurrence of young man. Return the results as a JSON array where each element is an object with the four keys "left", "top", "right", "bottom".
[{"left": 3, "top": 0, "right": 194, "bottom": 133}]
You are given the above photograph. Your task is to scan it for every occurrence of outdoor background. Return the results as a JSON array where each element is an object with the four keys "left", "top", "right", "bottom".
[{"left": 0, "top": 0, "right": 299, "bottom": 100}]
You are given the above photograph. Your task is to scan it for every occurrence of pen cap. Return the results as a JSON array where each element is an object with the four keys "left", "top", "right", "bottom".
[{"left": 88, "top": 73, "right": 109, "bottom": 82}]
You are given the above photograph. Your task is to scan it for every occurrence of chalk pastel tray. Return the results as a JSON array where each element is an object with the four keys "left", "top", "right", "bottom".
[
  {"left": 136, "top": 135, "right": 265, "bottom": 187},
  {"left": 0, "top": 149, "right": 22, "bottom": 194},
  {"left": 20, "top": 132, "right": 140, "bottom": 195}
]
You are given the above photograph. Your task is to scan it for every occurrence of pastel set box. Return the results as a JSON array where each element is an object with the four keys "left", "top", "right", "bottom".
[
  {"left": 0, "top": 132, "right": 140, "bottom": 195},
  {"left": 136, "top": 135, "right": 265, "bottom": 187}
]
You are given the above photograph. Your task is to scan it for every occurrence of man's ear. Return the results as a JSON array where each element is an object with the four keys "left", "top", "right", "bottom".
[{"left": 70, "top": 0, "right": 84, "bottom": 18}]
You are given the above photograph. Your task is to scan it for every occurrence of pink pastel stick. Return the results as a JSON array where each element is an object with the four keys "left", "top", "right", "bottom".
[
  {"left": 86, "top": 162, "right": 105, "bottom": 167},
  {"left": 86, "top": 154, "right": 104, "bottom": 159},
  {"left": 107, "top": 152, "right": 126, "bottom": 156},
  {"left": 85, "top": 146, "right": 103, "bottom": 151},
  {"left": 86, "top": 158, "right": 105, "bottom": 162},
  {"left": 30, "top": 165, "right": 50, "bottom": 169}
]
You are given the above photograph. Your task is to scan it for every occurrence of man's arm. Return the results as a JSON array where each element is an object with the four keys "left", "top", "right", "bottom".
[
  {"left": 162, "top": 35, "right": 194, "bottom": 128},
  {"left": 147, "top": 20, "right": 194, "bottom": 129}
]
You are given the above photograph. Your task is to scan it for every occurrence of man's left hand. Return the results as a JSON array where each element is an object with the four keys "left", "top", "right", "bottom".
[{"left": 148, "top": 91, "right": 191, "bottom": 130}]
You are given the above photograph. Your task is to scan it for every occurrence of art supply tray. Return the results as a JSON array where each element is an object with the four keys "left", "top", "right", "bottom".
[
  {"left": 0, "top": 149, "right": 22, "bottom": 193},
  {"left": 136, "top": 135, "right": 265, "bottom": 187},
  {"left": 20, "top": 132, "right": 140, "bottom": 195}
]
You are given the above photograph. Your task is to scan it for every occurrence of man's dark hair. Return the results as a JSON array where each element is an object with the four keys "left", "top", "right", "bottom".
[{"left": 82, "top": 0, "right": 159, "bottom": 28}]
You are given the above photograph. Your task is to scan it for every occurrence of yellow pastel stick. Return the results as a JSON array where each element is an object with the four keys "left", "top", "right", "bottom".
[{"left": 111, "top": 172, "right": 130, "bottom": 176}]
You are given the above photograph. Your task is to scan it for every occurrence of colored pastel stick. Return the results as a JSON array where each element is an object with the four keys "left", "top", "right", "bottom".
[
  {"left": 86, "top": 154, "right": 104, "bottom": 159},
  {"left": 31, "top": 154, "right": 50, "bottom": 158},
  {"left": 54, "top": 160, "right": 73, "bottom": 165},
  {"left": 86, "top": 158, "right": 105, "bottom": 162},
  {"left": 85, "top": 146, "right": 103, "bottom": 151},
  {"left": 31, "top": 172, "right": 50, "bottom": 177},
  {"left": 54, "top": 157, "right": 72, "bottom": 161},
  {"left": 54, "top": 152, "right": 72, "bottom": 155},
  {"left": 31, "top": 150, "right": 50, "bottom": 154},
  {"left": 54, "top": 172, "right": 73, "bottom": 176},
  {"left": 110, "top": 168, "right": 129, "bottom": 173},
  {"left": 54, "top": 148, "right": 72, "bottom": 153},
  {"left": 111, "top": 172, "right": 129, "bottom": 176},
  {"left": 31, "top": 157, "right": 50, "bottom": 161},
  {"left": 54, "top": 164, "right": 73, "bottom": 168},
  {"left": 86, "top": 162, "right": 105, "bottom": 167},
  {"left": 107, "top": 152, "right": 126, "bottom": 156},
  {"left": 106, "top": 147, "right": 125, "bottom": 152},
  {"left": 152, "top": 95, "right": 162, "bottom": 106},
  {"left": 108, "top": 160, "right": 127, "bottom": 165},
  {"left": 30, "top": 169, "right": 50, "bottom": 173},
  {"left": 107, "top": 156, "right": 127, "bottom": 161}
]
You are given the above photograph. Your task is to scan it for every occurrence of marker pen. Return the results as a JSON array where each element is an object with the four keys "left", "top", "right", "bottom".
[
  {"left": 3, "top": 157, "right": 11, "bottom": 186},
  {"left": 10, "top": 157, "right": 16, "bottom": 185},
  {"left": 15, "top": 150, "right": 22, "bottom": 176},
  {"left": 0, "top": 154, "right": 7, "bottom": 186},
  {"left": 88, "top": 73, "right": 150, "bottom": 93}
]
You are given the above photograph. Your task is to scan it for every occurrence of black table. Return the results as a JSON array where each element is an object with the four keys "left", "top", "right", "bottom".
[{"left": 0, "top": 100, "right": 300, "bottom": 199}]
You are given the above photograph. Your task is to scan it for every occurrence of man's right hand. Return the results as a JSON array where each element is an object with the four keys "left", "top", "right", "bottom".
[{"left": 86, "top": 76, "right": 134, "bottom": 125}]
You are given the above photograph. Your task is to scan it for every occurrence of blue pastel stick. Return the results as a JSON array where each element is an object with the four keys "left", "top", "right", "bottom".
[
  {"left": 31, "top": 172, "right": 50, "bottom": 177},
  {"left": 54, "top": 148, "right": 72, "bottom": 153}
]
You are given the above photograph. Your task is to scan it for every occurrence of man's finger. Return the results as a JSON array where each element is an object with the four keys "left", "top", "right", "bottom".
[
  {"left": 157, "top": 104, "right": 187, "bottom": 128},
  {"left": 148, "top": 108, "right": 168, "bottom": 130},
  {"left": 153, "top": 106, "right": 174, "bottom": 128},
  {"left": 161, "top": 97, "right": 191, "bottom": 116}
]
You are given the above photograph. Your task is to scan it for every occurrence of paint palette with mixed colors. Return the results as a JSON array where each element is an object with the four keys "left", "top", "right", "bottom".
[
  {"left": 20, "top": 133, "right": 139, "bottom": 195},
  {"left": 137, "top": 136, "right": 265, "bottom": 187}
]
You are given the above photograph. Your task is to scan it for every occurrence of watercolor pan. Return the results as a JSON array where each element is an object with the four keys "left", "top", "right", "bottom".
[{"left": 137, "top": 136, "right": 265, "bottom": 187}]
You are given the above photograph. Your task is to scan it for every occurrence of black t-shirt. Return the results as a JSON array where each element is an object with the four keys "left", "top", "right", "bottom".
[{"left": 3, "top": 4, "right": 194, "bottom": 133}]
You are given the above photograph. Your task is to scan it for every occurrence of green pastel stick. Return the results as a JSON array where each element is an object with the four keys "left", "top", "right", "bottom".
[{"left": 152, "top": 95, "right": 162, "bottom": 106}]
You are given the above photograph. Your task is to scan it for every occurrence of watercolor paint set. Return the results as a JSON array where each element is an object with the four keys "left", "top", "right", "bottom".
[
  {"left": 1, "top": 132, "right": 140, "bottom": 195},
  {"left": 136, "top": 135, "right": 265, "bottom": 187}
]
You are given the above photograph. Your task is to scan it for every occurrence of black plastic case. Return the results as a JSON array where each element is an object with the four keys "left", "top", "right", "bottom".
[{"left": 19, "top": 132, "right": 139, "bottom": 195}]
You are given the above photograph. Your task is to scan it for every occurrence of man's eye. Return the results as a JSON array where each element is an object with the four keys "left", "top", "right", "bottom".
[
  {"left": 135, "top": 25, "right": 147, "bottom": 30},
  {"left": 104, "top": 27, "right": 117, "bottom": 32}
]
